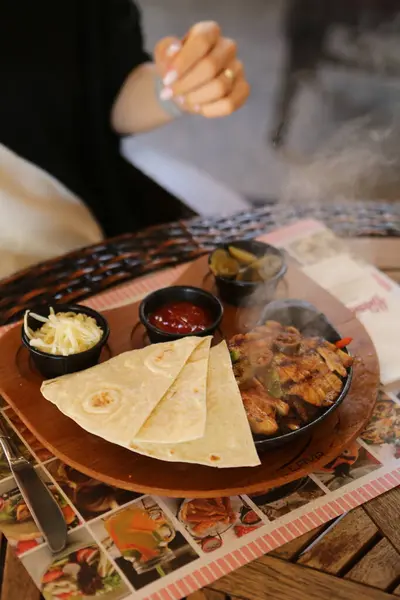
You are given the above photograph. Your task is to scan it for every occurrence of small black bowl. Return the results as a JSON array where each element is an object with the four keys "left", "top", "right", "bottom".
[
  {"left": 252, "top": 299, "right": 353, "bottom": 451},
  {"left": 139, "top": 286, "right": 223, "bottom": 344},
  {"left": 21, "top": 303, "right": 109, "bottom": 379},
  {"left": 208, "top": 240, "right": 287, "bottom": 307}
]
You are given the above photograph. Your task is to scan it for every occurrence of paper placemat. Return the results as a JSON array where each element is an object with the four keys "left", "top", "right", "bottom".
[{"left": 0, "top": 220, "right": 399, "bottom": 600}]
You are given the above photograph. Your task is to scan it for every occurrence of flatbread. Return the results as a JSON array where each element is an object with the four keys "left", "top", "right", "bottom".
[
  {"left": 133, "top": 337, "right": 211, "bottom": 443},
  {"left": 41, "top": 337, "right": 203, "bottom": 446},
  {"left": 130, "top": 341, "right": 261, "bottom": 468}
]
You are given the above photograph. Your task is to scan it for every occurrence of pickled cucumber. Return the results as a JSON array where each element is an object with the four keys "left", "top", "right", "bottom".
[
  {"left": 252, "top": 254, "right": 282, "bottom": 280},
  {"left": 211, "top": 246, "right": 283, "bottom": 282},
  {"left": 236, "top": 267, "right": 263, "bottom": 282},
  {"left": 228, "top": 245, "right": 258, "bottom": 265},
  {"left": 210, "top": 249, "right": 239, "bottom": 278}
]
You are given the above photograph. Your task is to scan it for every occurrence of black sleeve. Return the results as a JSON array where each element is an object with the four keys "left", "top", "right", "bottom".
[{"left": 105, "top": 0, "right": 152, "bottom": 106}]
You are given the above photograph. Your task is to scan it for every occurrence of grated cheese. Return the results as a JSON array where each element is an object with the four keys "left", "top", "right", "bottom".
[{"left": 24, "top": 307, "right": 103, "bottom": 356}]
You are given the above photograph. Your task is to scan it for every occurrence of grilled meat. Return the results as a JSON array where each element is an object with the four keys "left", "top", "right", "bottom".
[
  {"left": 286, "top": 422, "right": 300, "bottom": 431},
  {"left": 291, "top": 398, "right": 309, "bottom": 422},
  {"left": 229, "top": 329, "right": 275, "bottom": 385},
  {"left": 316, "top": 342, "right": 347, "bottom": 377},
  {"left": 274, "top": 337, "right": 347, "bottom": 406},
  {"left": 281, "top": 417, "right": 302, "bottom": 431},
  {"left": 229, "top": 321, "right": 353, "bottom": 436},
  {"left": 273, "top": 326, "right": 301, "bottom": 355},
  {"left": 286, "top": 382, "right": 327, "bottom": 407},
  {"left": 241, "top": 379, "right": 279, "bottom": 435},
  {"left": 232, "top": 357, "right": 256, "bottom": 386},
  {"left": 287, "top": 369, "right": 343, "bottom": 406},
  {"left": 335, "top": 347, "right": 353, "bottom": 369},
  {"left": 303, "top": 338, "right": 353, "bottom": 372},
  {"left": 248, "top": 341, "right": 273, "bottom": 369},
  {"left": 265, "top": 320, "right": 284, "bottom": 332},
  {"left": 274, "top": 351, "right": 327, "bottom": 385},
  {"left": 272, "top": 396, "right": 290, "bottom": 416}
]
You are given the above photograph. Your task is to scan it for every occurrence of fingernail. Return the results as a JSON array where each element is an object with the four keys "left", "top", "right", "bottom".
[
  {"left": 160, "top": 87, "right": 173, "bottom": 100},
  {"left": 176, "top": 96, "right": 185, "bottom": 105},
  {"left": 166, "top": 42, "right": 181, "bottom": 57},
  {"left": 163, "top": 70, "right": 178, "bottom": 86},
  {"left": 194, "top": 104, "right": 201, "bottom": 112}
]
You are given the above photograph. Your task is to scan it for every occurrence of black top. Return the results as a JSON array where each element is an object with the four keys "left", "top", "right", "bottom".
[{"left": 0, "top": 0, "right": 193, "bottom": 237}]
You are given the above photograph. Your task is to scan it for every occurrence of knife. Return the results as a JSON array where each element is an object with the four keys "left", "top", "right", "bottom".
[{"left": 0, "top": 417, "right": 68, "bottom": 553}]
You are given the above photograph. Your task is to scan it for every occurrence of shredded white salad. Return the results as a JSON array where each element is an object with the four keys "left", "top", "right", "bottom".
[{"left": 24, "top": 307, "right": 103, "bottom": 356}]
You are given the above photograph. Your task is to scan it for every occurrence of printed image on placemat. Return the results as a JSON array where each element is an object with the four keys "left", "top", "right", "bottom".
[
  {"left": 46, "top": 459, "right": 142, "bottom": 521},
  {"left": 250, "top": 477, "right": 326, "bottom": 521},
  {"left": 360, "top": 390, "right": 400, "bottom": 462},
  {"left": 0, "top": 467, "right": 80, "bottom": 556},
  {"left": 21, "top": 528, "right": 130, "bottom": 600},
  {"left": 89, "top": 496, "right": 199, "bottom": 590},
  {"left": 163, "top": 496, "right": 265, "bottom": 553},
  {"left": 313, "top": 443, "right": 382, "bottom": 491}
]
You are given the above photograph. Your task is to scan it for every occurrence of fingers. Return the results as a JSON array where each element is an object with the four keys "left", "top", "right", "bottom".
[
  {"left": 180, "top": 59, "right": 243, "bottom": 108},
  {"left": 162, "top": 21, "right": 221, "bottom": 86},
  {"left": 169, "top": 38, "right": 237, "bottom": 97},
  {"left": 198, "top": 77, "right": 250, "bottom": 118},
  {"left": 153, "top": 36, "right": 182, "bottom": 76},
  {"left": 153, "top": 21, "right": 250, "bottom": 118}
]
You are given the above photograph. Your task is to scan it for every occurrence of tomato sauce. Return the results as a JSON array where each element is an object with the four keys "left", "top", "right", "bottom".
[{"left": 149, "top": 301, "right": 213, "bottom": 334}]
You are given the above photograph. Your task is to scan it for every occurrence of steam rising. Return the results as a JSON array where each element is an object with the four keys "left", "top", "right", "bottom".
[{"left": 282, "top": 109, "right": 400, "bottom": 206}]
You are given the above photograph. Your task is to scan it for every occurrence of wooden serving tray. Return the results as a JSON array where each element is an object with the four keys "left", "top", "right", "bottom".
[{"left": 0, "top": 257, "right": 379, "bottom": 498}]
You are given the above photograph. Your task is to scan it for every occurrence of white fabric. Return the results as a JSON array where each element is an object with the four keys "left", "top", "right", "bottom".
[{"left": 0, "top": 144, "right": 103, "bottom": 279}]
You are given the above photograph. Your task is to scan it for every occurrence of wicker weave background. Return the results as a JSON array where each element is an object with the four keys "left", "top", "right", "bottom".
[{"left": 1, "top": 201, "right": 399, "bottom": 325}]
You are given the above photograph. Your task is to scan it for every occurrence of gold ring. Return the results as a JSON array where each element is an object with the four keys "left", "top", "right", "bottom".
[{"left": 224, "top": 68, "right": 235, "bottom": 81}]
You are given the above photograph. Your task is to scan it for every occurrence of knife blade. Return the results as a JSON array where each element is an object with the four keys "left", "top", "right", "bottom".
[{"left": 0, "top": 418, "right": 68, "bottom": 553}]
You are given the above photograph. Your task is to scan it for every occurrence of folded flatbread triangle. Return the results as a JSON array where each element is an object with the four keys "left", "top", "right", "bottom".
[
  {"left": 130, "top": 341, "right": 261, "bottom": 468},
  {"left": 41, "top": 336, "right": 203, "bottom": 446},
  {"left": 133, "top": 337, "right": 212, "bottom": 443}
]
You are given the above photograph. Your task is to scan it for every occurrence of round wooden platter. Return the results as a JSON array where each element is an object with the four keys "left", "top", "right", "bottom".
[{"left": 0, "top": 257, "right": 379, "bottom": 498}]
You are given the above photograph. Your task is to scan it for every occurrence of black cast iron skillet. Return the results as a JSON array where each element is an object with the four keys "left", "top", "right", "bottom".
[{"left": 252, "top": 299, "right": 353, "bottom": 451}]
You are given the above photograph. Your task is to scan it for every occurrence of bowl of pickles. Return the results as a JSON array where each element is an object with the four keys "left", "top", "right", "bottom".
[{"left": 208, "top": 240, "right": 287, "bottom": 306}]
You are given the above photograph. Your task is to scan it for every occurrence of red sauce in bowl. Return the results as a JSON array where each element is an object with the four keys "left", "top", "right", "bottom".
[{"left": 149, "top": 301, "right": 213, "bottom": 334}]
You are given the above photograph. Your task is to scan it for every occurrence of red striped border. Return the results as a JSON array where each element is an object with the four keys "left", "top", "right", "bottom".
[{"left": 142, "top": 467, "right": 400, "bottom": 600}]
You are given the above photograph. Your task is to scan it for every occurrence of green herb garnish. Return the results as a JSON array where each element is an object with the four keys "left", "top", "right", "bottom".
[
  {"left": 230, "top": 349, "right": 241, "bottom": 363},
  {"left": 264, "top": 368, "right": 282, "bottom": 398}
]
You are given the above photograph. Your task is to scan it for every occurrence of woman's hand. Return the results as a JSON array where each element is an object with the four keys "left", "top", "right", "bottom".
[
  {"left": 111, "top": 20, "right": 249, "bottom": 134},
  {"left": 154, "top": 21, "right": 250, "bottom": 118}
]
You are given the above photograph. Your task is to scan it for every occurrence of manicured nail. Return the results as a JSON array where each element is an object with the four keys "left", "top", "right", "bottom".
[
  {"left": 176, "top": 96, "right": 185, "bottom": 105},
  {"left": 194, "top": 104, "right": 201, "bottom": 112},
  {"left": 163, "top": 70, "right": 178, "bottom": 86},
  {"left": 160, "top": 87, "right": 173, "bottom": 100},
  {"left": 166, "top": 42, "right": 181, "bottom": 57}
]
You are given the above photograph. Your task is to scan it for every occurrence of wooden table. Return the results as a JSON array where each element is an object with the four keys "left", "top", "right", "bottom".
[{"left": 1, "top": 237, "right": 399, "bottom": 600}]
